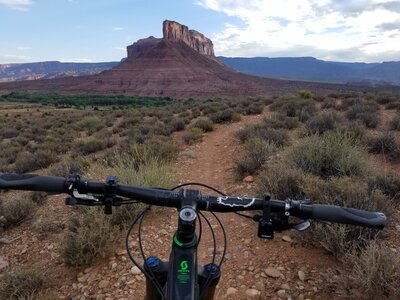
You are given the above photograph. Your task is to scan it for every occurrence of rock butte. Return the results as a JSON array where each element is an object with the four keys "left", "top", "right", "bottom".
[{"left": 0, "top": 20, "right": 374, "bottom": 98}]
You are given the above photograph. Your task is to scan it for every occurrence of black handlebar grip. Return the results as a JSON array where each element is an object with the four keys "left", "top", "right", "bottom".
[
  {"left": 312, "top": 204, "right": 386, "bottom": 229},
  {"left": 0, "top": 173, "right": 67, "bottom": 193}
]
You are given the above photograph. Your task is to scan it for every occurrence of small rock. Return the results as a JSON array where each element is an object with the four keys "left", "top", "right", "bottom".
[
  {"left": 395, "top": 225, "right": 400, "bottom": 231},
  {"left": 243, "top": 175, "right": 254, "bottom": 183},
  {"left": 282, "top": 235, "right": 293, "bottom": 243},
  {"left": 111, "top": 262, "right": 118, "bottom": 270},
  {"left": 245, "top": 289, "right": 261, "bottom": 298},
  {"left": 277, "top": 290, "right": 286, "bottom": 298},
  {"left": 77, "top": 274, "right": 89, "bottom": 283},
  {"left": 255, "top": 281, "right": 265, "bottom": 291},
  {"left": 0, "top": 216, "right": 6, "bottom": 226},
  {"left": 226, "top": 287, "right": 238, "bottom": 296},
  {"left": 98, "top": 280, "right": 109, "bottom": 289},
  {"left": 298, "top": 270, "right": 306, "bottom": 281},
  {"left": 281, "top": 283, "right": 290, "bottom": 290},
  {"left": 116, "top": 249, "right": 127, "bottom": 256},
  {"left": 265, "top": 267, "right": 282, "bottom": 278},
  {"left": 131, "top": 266, "right": 141, "bottom": 275},
  {"left": 299, "top": 294, "right": 305, "bottom": 300},
  {"left": 0, "top": 256, "right": 9, "bottom": 271}
]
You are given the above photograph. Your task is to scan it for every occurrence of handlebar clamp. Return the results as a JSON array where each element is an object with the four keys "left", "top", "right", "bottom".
[{"left": 104, "top": 176, "right": 118, "bottom": 215}]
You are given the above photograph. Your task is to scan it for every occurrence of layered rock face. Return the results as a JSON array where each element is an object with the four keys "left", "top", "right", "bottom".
[
  {"left": 127, "top": 36, "right": 161, "bottom": 59},
  {"left": 162, "top": 20, "right": 214, "bottom": 56}
]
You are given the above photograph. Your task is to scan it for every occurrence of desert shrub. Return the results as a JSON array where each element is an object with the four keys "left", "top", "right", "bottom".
[
  {"left": 236, "top": 125, "right": 288, "bottom": 147},
  {"left": 14, "top": 150, "right": 57, "bottom": 173},
  {"left": 209, "top": 109, "right": 236, "bottom": 123},
  {"left": 335, "top": 97, "right": 357, "bottom": 111},
  {"left": 336, "top": 121, "right": 365, "bottom": 143},
  {"left": 234, "top": 139, "right": 276, "bottom": 179},
  {"left": 346, "top": 102, "right": 380, "bottom": 128},
  {"left": 320, "top": 98, "right": 336, "bottom": 109},
  {"left": 168, "top": 118, "right": 185, "bottom": 132},
  {"left": 301, "top": 176, "right": 391, "bottom": 257},
  {"left": 106, "top": 153, "right": 173, "bottom": 225},
  {"left": 50, "top": 157, "right": 90, "bottom": 177},
  {"left": 256, "top": 162, "right": 307, "bottom": 200},
  {"left": 385, "top": 101, "right": 400, "bottom": 110},
  {"left": 243, "top": 103, "right": 263, "bottom": 115},
  {"left": 0, "top": 197, "right": 34, "bottom": 228},
  {"left": 388, "top": 114, "right": 400, "bottom": 131},
  {"left": 0, "top": 269, "right": 43, "bottom": 299},
  {"left": 298, "top": 89, "right": 314, "bottom": 99},
  {"left": 60, "top": 209, "right": 118, "bottom": 266},
  {"left": 263, "top": 115, "right": 299, "bottom": 130},
  {"left": 77, "top": 116, "right": 105, "bottom": 135},
  {"left": 73, "top": 136, "right": 108, "bottom": 155},
  {"left": 366, "top": 132, "right": 400, "bottom": 160},
  {"left": 286, "top": 131, "right": 369, "bottom": 178},
  {"left": 183, "top": 127, "right": 203, "bottom": 145},
  {"left": 369, "top": 171, "right": 400, "bottom": 202},
  {"left": 0, "top": 127, "right": 19, "bottom": 139},
  {"left": 306, "top": 111, "right": 342, "bottom": 135},
  {"left": 130, "top": 136, "right": 178, "bottom": 164},
  {"left": 271, "top": 97, "right": 316, "bottom": 122},
  {"left": 192, "top": 118, "right": 214, "bottom": 132},
  {"left": 348, "top": 243, "right": 400, "bottom": 299},
  {"left": 30, "top": 192, "right": 48, "bottom": 205}
]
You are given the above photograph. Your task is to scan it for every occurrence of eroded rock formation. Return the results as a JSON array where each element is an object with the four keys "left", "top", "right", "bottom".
[
  {"left": 162, "top": 20, "right": 214, "bottom": 56},
  {"left": 127, "top": 36, "right": 161, "bottom": 59}
]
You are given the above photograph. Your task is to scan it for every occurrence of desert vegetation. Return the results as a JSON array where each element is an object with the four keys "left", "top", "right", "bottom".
[
  {"left": 235, "top": 91, "right": 400, "bottom": 299},
  {"left": 0, "top": 91, "right": 399, "bottom": 299}
]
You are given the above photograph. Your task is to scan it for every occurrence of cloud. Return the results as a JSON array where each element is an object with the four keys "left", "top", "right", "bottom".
[
  {"left": 0, "top": 0, "right": 34, "bottom": 11},
  {"left": 16, "top": 46, "right": 32, "bottom": 51},
  {"left": 113, "top": 27, "right": 125, "bottom": 31},
  {"left": 196, "top": 0, "right": 400, "bottom": 62},
  {"left": 0, "top": 53, "right": 32, "bottom": 63}
]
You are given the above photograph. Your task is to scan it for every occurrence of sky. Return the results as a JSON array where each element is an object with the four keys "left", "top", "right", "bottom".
[{"left": 0, "top": 0, "right": 399, "bottom": 64}]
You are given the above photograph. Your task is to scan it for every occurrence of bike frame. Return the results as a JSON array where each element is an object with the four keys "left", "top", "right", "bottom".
[{"left": 143, "top": 190, "right": 221, "bottom": 300}]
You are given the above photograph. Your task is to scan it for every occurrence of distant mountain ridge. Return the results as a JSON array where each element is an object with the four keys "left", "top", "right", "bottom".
[
  {"left": 218, "top": 57, "right": 400, "bottom": 86},
  {"left": 1, "top": 56, "right": 399, "bottom": 87},
  {"left": 0, "top": 61, "right": 119, "bottom": 83}
]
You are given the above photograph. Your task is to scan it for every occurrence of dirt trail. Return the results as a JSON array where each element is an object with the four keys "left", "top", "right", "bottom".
[{"left": 173, "top": 112, "right": 354, "bottom": 300}]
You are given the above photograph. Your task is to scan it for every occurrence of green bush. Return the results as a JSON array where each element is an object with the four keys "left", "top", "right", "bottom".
[
  {"left": 306, "top": 111, "right": 342, "bottom": 135},
  {"left": 271, "top": 97, "right": 316, "bottom": 122},
  {"left": 286, "top": 131, "right": 369, "bottom": 178},
  {"left": 73, "top": 136, "right": 108, "bottom": 155},
  {"left": 256, "top": 162, "right": 307, "bottom": 200},
  {"left": 14, "top": 150, "right": 57, "bottom": 173},
  {"left": 50, "top": 157, "right": 90, "bottom": 177},
  {"left": 192, "top": 118, "right": 214, "bottom": 132},
  {"left": 130, "top": 136, "right": 179, "bottom": 164},
  {"left": 388, "top": 114, "right": 400, "bottom": 131},
  {"left": 77, "top": 116, "right": 105, "bottom": 135},
  {"left": 320, "top": 98, "right": 336, "bottom": 109},
  {"left": 366, "top": 132, "right": 400, "bottom": 160},
  {"left": 30, "top": 192, "right": 48, "bottom": 205},
  {"left": 346, "top": 102, "right": 380, "bottom": 128},
  {"left": 107, "top": 153, "right": 174, "bottom": 225},
  {"left": 60, "top": 209, "right": 118, "bottom": 266},
  {"left": 209, "top": 109, "right": 236, "bottom": 123},
  {"left": 234, "top": 139, "right": 276, "bottom": 179},
  {"left": 236, "top": 125, "right": 288, "bottom": 147},
  {"left": 348, "top": 243, "right": 400, "bottom": 299},
  {"left": 263, "top": 115, "right": 299, "bottom": 130},
  {"left": 303, "top": 176, "right": 390, "bottom": 256},
  {"left": 368, "top": 171, "right": 400, "bottom": 202},
  {"left": 168, "top": 118, "right": 185, "bottom": 132},
  {"left": 183, "top": 127, "right": 203, "bottom": 145},
  {"left": 0, "top": 269, "right": 43, "bottom": 299},
  {"left": 0, "top": 197, "right": 34, "bottom": 228}
]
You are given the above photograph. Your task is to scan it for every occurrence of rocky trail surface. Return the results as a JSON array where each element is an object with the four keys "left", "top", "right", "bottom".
[{"left": 0, "top": 112, "right": 363, "bottom": 300}]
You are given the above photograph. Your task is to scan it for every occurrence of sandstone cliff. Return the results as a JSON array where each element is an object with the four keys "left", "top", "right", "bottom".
[
  {"left": 127, "top": 36, "right": 161, "bottom": 59},
  {"left": 162, "top": 20, "right": 214, "bottom": 56}
]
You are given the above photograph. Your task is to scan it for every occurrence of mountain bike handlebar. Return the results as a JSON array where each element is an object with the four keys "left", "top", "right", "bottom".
[{"left": 0, "top": 173, "right": 387, "bottom": 229}]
